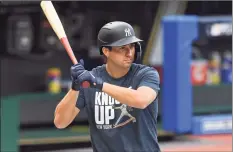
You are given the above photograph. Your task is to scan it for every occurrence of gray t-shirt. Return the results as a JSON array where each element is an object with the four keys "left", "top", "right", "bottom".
[{"left": 76, "top": 63, "right": 160, "bottom": 152}]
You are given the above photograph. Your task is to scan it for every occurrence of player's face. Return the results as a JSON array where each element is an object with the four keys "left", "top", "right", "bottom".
[{"left": 109, "top": 43, "right": 135, "bottom": 68}]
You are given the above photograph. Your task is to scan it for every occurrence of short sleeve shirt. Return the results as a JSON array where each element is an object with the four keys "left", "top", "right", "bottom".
[{"left": 76, "top": 63, "right": 161, "bottom": 152}]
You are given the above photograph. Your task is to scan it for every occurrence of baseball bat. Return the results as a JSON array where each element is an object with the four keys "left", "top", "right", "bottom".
[
  {"left": 40, "top": 1, "right": 91, "bottom": 87},
  {"left": 40, "top": 1, "right": 78, "bottom": 64}
]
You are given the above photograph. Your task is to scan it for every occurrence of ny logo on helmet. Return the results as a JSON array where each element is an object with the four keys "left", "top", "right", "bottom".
[{"left": 125, "top": 28, "right": 132, "bottom": 37}]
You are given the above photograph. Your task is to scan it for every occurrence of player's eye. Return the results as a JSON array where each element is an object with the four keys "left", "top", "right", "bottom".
[
  {"left": 130, "top": 43, "right": 135, "bottom": 48},
  {"left": 117, "top": 47, "right": 126, "bottom": 53}
]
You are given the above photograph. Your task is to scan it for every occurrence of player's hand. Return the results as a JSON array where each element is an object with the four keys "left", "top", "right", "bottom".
[
  {"left": 70, "top": 60, "right": 84, "bottom": 91},
  {"left": 70, "top": 59, "right": 103, "bottom": 91}
]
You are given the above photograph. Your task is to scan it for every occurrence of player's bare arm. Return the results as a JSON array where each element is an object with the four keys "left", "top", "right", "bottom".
[
  {"left": 54, "top": 61, "right": 86, "bottom": 129},
  {"left": 69, "top": 61, "right": 158, "bottom": 109},
  {"left": 54, "top": 89, "right": 80, "bottom": 129},
  {"left": 102, "top": 83, "right": 157, "bottom": 109}
]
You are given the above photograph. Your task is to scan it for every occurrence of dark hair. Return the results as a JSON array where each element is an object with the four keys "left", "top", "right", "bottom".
[
  {"left": 100, "top": 46, "right": 112, "bottom": 54},
  {"left": 103, "top": 46, "right": 112, "bottom": 50}
]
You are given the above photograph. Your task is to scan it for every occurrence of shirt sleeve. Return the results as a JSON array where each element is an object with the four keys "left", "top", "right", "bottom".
[
  {"left": 137, "top": 68, "right": 160, "bottom": 93},
  {"left": 76, "top": 88, "right": 86, "bottom": 109}
]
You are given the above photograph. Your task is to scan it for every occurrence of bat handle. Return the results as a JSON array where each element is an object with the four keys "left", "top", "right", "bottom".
[
  {"left": 60, "top": 37, "right": 91, "bottom": 88},
  {"left": 60, "top": 37, "right": 78, "bottom": 64}
]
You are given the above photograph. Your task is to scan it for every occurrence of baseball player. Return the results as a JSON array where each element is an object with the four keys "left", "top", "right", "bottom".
[{"left": 54, "top": 21, "right": 161, "bottom": 152}]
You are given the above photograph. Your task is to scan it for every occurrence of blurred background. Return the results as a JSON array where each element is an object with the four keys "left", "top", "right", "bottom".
[{"left": 0, "top": 1, "right": 232, "bottom": 152}]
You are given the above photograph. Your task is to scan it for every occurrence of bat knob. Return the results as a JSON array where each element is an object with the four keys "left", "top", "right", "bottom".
[{"left": 82, "top": 81, "right": 90, "bottom": 88}]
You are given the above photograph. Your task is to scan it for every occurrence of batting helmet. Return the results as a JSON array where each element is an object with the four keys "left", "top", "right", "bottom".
[{"left": 97, "top": 21, "right": 143, "bottom": 63}]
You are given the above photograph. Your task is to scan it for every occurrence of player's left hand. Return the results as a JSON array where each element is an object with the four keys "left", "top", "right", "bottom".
[{"left": 70, "top": 59, "right": 103, "bottom": 90}]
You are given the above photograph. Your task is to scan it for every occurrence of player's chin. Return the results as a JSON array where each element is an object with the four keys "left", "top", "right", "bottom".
[{"left": 122, "top": 62, "right": 132, "bottom": 68}]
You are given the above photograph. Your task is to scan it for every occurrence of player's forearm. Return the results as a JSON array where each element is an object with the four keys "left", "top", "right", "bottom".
[
  {"left": 102, "top": 82, "right": 146, "bottom": 109},
  {"left": 54, "top": 89, "right": 79, "bottom": 128}
]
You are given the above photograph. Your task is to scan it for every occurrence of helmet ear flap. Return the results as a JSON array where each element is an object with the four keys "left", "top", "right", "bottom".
[{"left": 134, "top": 42, "right": 142, "bottom": 64}]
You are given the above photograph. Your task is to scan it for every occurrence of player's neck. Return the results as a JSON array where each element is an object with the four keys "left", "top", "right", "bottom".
[{"left": 105, "top": 63, "right": 130, "bottom": 79}]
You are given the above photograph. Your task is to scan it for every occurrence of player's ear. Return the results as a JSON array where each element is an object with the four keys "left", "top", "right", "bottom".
[{"left": 102, "top": 47, "right": 110, "bottom": 57}]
